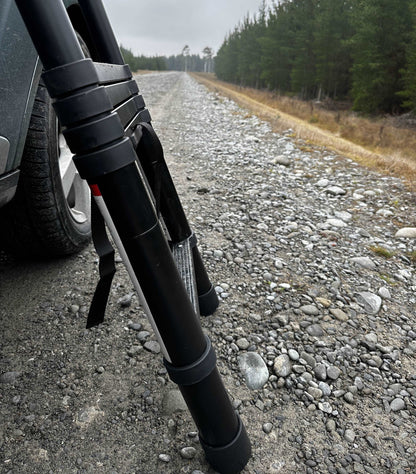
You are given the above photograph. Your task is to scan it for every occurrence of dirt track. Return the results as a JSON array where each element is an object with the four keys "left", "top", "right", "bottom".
[{"left": 1, "top": 72, "right": 415, "bottom": 473}]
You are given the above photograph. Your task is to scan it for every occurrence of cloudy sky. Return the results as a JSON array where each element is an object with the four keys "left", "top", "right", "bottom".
[{"left": 102, "top": 0, "right": 269, "bottom": 57}]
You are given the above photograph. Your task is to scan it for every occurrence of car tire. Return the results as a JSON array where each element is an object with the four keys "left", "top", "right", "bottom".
[{"left": 0, "top": 40, "right": 91, "bottom": 257}]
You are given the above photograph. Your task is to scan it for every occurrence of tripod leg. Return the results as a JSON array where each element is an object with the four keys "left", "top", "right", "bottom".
[
  {"left": 135, "top": 123, "right": 219, "bottom": 315},
  {"left": 15, "top": 1, "right": 251, "bottom": 472}
]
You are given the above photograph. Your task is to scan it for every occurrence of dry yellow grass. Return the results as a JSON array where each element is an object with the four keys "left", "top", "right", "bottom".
[{"left": 192, "top": 73, "right": 416, "bottom": 185}]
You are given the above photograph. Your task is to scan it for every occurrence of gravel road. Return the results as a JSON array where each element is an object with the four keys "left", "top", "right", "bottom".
[{"left": 1, "top": 71, "right": 416, "bottom": 474}]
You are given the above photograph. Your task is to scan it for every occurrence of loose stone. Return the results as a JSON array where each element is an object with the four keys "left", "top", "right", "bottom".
[
  {"left": 326, "top": 186, "right": 346, "bottom": 196},
  {"left": 300, "top": 304, "right": 320, "bottom": 316},
  {"left": 329, "top": 308, "right": 349, "bottom": 322},
  {"left": 390, "top": 398, "right": 405, "bottom": 412},
  {"left": 366, "top": 436, "right": 377, "bottom": 449},
  {"left": 288, "top": 349, "right": 300, "bottom": 361},
  {"left": 307, "top": 387, "right": 323, "bottom": 399},
  {"left": 314, "top": 364, "right": 327, "bottom": 381},
  {"left": 273, "top": 156, "right": 291, "bottom": 166},
  {"left": 327, "top": 366, "right": 342, "bottom": 380},
  {"left": 180, "top": 447, "right": 197, "bottom": 460},
  {"left": 236, "top": 337, "right": 250, "bottom": 350},
  {"left": 326, "top": 419, "right": 336, "bottom": 432},
  {"left": 378, "top": 287, "right": 391, "bottom": 299},
  {"left": 316, "top": 178, "right": 329, "bottom": 187},
  {"left": 319, "top": 382, "right": 331, "bottom": 396},
  {"left": 159, "top": 454, "right": 171, "bottom": 463},
  {"left": 238, "top": 352, "right": 269, "bottom": 390},
  {"left": 263, "top": 422, "right": 273, "bottom": 434},
  {"left": 128, "top": 322, "right": 142, "bottom": 331},
  {"left": 395, "top": 227, "right": 416, "bottom": 238},
  {"left": 344, "top": 392, "right": 354, "bottom": 404},
  {"left": 356, "top": 292, "right": 382, "bottom": 315},
  {"left": 326, "top": 218, "right": 347, "bottom": 228},
  {"left": 306, "top": 324, "right": 324, "bottom": 337},
  {"left": 344, "top": 429, "right": 356, "bottom": 443},
  {"left": 318, "top": 402, "right": 333, "bottom": 414},
  {"left": 350, "top": 257, "right": 376, "bottom": 270},
  {"left": 144, "top": 341, "right": 161, "bottom": 354},
  {"left": 300, "top": 352, "right": 316, "bottom": 368},
  {"left": 316, "top": 297, "right": 331, "bottom": 307},
  {"left": 273, "top": 354, "right": 292, "bottom": 377},
  {"left": 117, "top": 293, "right": 134, "bottom": 307}
]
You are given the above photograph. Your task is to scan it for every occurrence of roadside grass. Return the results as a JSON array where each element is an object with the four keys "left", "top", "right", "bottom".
[
  {"left": 369, "top": 245, "right": 396, "bottom": 259},
  {"left": 192, "top": 73, "right": 416, "bottom": 186}
]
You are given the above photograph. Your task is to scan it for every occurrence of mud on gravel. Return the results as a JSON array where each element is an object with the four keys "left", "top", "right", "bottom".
[{"left": 1, "top": 72, "right": 415, "bottom": 473}]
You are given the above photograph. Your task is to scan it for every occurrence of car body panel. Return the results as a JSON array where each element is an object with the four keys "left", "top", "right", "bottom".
[
  {"left": 0, "top": 136, "right": 10, "bottom": 174},
  {"left": 0, "top": 0, "right": 39, "bottom": 173},
  {"left": 0, "top": 0, "right": 81, "bottom": 205}
]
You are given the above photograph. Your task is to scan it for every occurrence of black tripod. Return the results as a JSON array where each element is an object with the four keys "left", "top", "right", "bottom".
[{"left": 14, "top": 1, "right": 251, "bottom": 472}]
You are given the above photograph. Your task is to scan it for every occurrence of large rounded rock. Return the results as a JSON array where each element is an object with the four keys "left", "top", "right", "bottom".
[
  {"left": 238, "top": 352, "right": 269, "bottom": 390},
  {"left": 395, "top": 227, "right": 416, "bottom": 238}
]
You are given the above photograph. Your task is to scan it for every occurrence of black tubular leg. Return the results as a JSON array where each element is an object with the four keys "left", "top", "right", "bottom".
[
  {"left": 136, "top": 124, "right": 219, "bottom": 315},
  {"left": 15, "top": 0, "right": 84, "bottom": 69},
  {"left": 78, "top": 0, "right": 124, "bottom": 64},
  {"left": 192, "top": 245, "right": 219, "bottom": 315},
  {"left": 14, "top": 0, "right": 250, "bottom": 472}
]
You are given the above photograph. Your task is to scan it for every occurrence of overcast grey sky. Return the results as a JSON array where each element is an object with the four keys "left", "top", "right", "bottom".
[{"left": 102, "top": 0, "right": 269, "bottom": 57}]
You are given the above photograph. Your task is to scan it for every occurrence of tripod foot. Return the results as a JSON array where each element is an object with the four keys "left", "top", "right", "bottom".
[
  {"left": 200, "top": 414, "right": 251, "bottom": 474},
  {"left": 198, "top": 284, "right": 219, "bottom": 316}
]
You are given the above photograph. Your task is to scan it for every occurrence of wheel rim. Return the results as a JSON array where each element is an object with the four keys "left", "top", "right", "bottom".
[{"left": 58, "top": 126, "right": 90, "bottom": 225}]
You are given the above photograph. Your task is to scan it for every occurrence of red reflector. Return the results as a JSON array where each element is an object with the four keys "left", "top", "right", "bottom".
[{"left": 90, "top": 184, "right": 101, "bottom": 196}]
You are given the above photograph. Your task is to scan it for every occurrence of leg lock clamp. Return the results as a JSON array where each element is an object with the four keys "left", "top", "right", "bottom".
[
  {"left": 164, "top": 335, "right": 216, "bottom": 386},
  {"left": 42, "top": 59, "right": 99, "bottom": 98},
  {"left": 73, "top": 137, "right": 137, "bottom": 181}
]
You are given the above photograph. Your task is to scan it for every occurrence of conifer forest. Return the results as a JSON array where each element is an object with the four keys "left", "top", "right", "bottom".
[{"left": 215, "top": 0, "right": 416, "bottom": 115}]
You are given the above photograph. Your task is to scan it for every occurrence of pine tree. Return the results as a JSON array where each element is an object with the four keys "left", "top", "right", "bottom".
[
  {"left": 215, "top": 29, "right": 241, "bottom": 83},
  {"left": 313, "top": 0, "right": 353, "bottom": 99},
  {"left": 399, "top": 0, "right": 416, "bottom": 111},
  {"left": 350, "top": 0, "right": 411, "bottom": 113},
  {"left": 289, "top": 0, "right": 317, "bottom": 99},
  {"left": 259, "top": 1, "right": 293, "bottom": 92}
]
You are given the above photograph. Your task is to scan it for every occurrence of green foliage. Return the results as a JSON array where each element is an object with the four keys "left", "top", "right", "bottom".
[
  {"left": 350, "top": 0, "right": 411, "bottom": 113},
  {"left": 313, "top": 0, "right": 353, "bottom": 99},
  {"left": 399, "top": 0, "right": 416, "bottom": 111},
  {"left": 214, "top": 0, "right": 416, "bottom": 114},
  {"left": 120, "top": 45, "right": 208, "bottom": 73},
  {"left": 120, "top": 45, "right": 167, "bottom": 72}
]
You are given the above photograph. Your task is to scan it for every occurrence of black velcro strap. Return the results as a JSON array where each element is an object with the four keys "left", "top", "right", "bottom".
[
  {"left": 86, "top": 197, "right": 116, "bottom": 328},
  {"left": 163, "top": 336, "right": 217, "bottom": 386}
]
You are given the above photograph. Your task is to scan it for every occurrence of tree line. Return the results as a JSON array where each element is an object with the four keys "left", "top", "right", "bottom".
[
  {"left": 120, "top": 45, "right": 214, "bottom": 74},
  {"left": 214, "top": 0, "right": 416, "bottom": 114}
]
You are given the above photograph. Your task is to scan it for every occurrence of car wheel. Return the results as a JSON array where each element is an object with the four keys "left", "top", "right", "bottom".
[{"left": 0, "top": 66, "right": 91, "bottom": 257}]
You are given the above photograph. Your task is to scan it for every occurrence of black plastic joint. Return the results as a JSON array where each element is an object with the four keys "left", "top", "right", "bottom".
[
  {"left": 73, "top": 137, "right": 137, "bottom": 181},
  {"left": 53, "top": 86, "right": 113, "bottom": 127},
  {"left": 42, "top": 59, "right": 99, "bottom": 98},
  {"left": 164, "top": 335, "right": 216, "bottom": 386},
  {"left": 200, "top": 414, "right": 252, "bottom": 474},
  {"left": 63, "top": 112, "right": 125, "bottom": 154}
]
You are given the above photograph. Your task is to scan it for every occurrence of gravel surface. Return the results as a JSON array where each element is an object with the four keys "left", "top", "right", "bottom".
[{"left": 1, "top": 71, "right": 416, "bottom": 473}]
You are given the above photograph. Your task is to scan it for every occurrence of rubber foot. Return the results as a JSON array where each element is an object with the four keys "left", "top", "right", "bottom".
[
  {"left": 198, "top": 284, "right": 219, "bottom": 316},
  {"left": 200, "top": 415, "right": 251, "bottom": 474}
]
